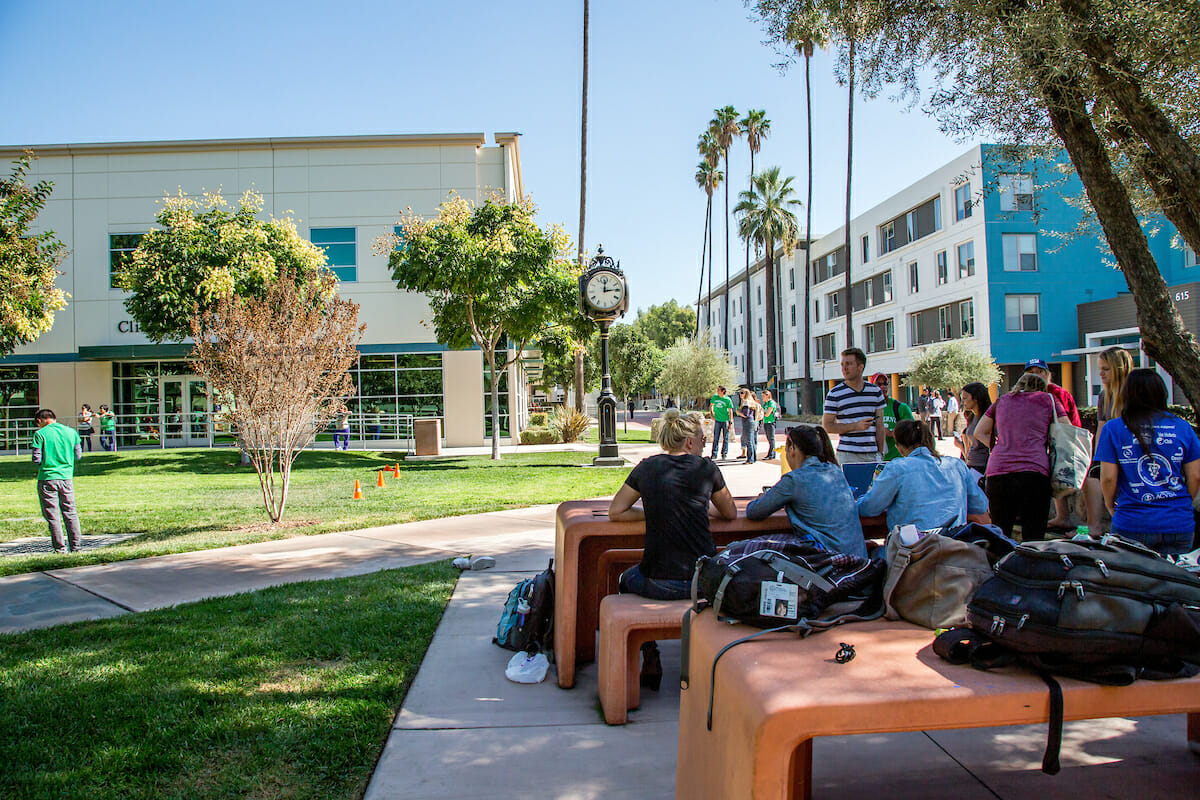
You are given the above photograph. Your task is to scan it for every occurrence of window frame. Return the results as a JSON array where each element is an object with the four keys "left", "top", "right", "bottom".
[
  {"left": 109, "top": 233, "right": 146, "bottom": 289},
  {"left": 999, "top": 173, "right": 1034, "bottom": 212},
  {"left": 1005, "top": 293, "right": 1041, "bottom": 332},
  {"left": 1002, "top": 233, "right": 1038, "bottom": 272},
  {"left": 936, "top": 250, "right": 948, "bottom": 285},
  {"left": 954, "top": 183, "right": 972, "bottom": 222},
  {"left": 310, "top": 226, "right": 358, "bottom": 282},
  {"left": 957, "top": 241, "right": 976, "bottom": 278},
  {"left": 909, "top": 261, "right": 919, "bottom": 294}
]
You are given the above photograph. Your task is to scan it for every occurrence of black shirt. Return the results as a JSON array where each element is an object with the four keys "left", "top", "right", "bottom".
[{"left": 625, "top": 453, "right": 726, "bottom": 580}]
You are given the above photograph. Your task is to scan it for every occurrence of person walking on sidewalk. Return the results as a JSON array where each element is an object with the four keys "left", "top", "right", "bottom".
[
  {"left": 760, "top": 390, "right": 778, "bottom": 461},
  {"left": 31, "top": 408, "right": 84, "bottom": 554},
  {"left": 708, "top": 385, "right": 734, "bottom": 460}
]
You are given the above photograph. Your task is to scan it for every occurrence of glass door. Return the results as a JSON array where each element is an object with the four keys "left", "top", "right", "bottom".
[{"left": 159, "top": 376, "right": 210, "bottom": 446}]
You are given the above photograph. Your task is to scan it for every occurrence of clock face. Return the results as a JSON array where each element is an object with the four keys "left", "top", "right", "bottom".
[{"left": 585, "top": 271, "right": 624, "bottom": 312}]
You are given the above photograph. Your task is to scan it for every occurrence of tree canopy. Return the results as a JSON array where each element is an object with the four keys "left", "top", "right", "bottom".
[
  {"left": 0, "top": 153, "right": 68, "bottom": 357},
  {"left": 657, "top": 338, "right": 738, "bottom": 406},
  {"left": 119, "top": 190, "right": 329, "bottom": 343},
  {"left": 631, "top": 300, "right": 696, "bottom": 350},
  {"left": 903, "top": 341, "right": 1001, "bottom": 392},
  {"left": 385, "top": 192, "right": 577, "bottom": 459}
]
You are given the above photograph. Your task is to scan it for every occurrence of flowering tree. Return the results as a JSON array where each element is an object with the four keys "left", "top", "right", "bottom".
[
  {"left": 120, "top": 190, "right": 328, "bottom": 342},
  {"left": 383, "top": 192, "right": 577, "bottom": 460},
  {"left": 189, "top": 271, "right": 363, "bottom": 522},
  {"left": 1, "top": 152, "right": 68, "bottom": 356}
]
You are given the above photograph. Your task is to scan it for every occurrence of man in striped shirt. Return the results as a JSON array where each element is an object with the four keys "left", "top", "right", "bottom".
[{"left": 822, "top": 347, "right": 886, "bottom": 464}]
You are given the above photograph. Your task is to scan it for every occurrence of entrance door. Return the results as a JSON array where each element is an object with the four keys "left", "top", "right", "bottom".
[{"left": 159, "top": 376, "right": 210, "bottom": 447}]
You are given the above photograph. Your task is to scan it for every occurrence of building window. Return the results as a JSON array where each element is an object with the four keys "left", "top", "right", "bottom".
[
  {"left": 939, "top": 306, "right": 954, "bottom": 340},
  {"left": 792, "top": 340, "right": 798, "bottom": 363},
  {"left": 0, "top": 365, "right": 39, "bottom": 449},
  {"left": 757, "top": 285, "right": 763, "bottom": 305},
  {"left": 957, "top": 241, "right": 976, "bottom": 277},
  {"left": 812, "top": 247, "right": 846, "bottom": 284},
  {"left": 936, "top": 251, "right": 948, "bottom": 285},
  {"left": 311, "top": 227, "right": 357, "bottom": 282},
  {"left": 880, "top": 197, "right": 940, "bottom": 255},
  {"left": 864, "top": 319, "right": 894, "bottom": 354},
  {"left": 880, "top": 221, "right": 896, "bottom": 254},
  {"left": 789, "top": 268, "right": 795, "bottom": 289},
  {"left": 814, "top": 299, "right": 820, "bottom": 323},
  {"left": 999, "top": 173, "right": 1034, "bottom": 212},
  {"left": 909, "top": 261, "right": 919, "bottom": 294},
  {"left": 1005, "top": 294, "right": 1040, "bottom": 332},
  {"left": 1186, "top": 245, "right": 1197, "bottom": 268},
  {"left": 758, "top": 318, "right": 763, "bottom": 337},
  {"left": 885, "top": 318, "right": 895, "bottom": 351},
  {"left": 1002, "top": 233, "right": 1037, "bottom": 271},
  {"left": 954, "top": 183, "right": 972, "bottom": 221},
  {"left": 828, "top": 290, "right": 843, "bottom": 319},
  {"left": 960, "top": 299, "right": 975, "bottom": 337},
  {"left": 790, "top": 304, "right": 796, "bottom": 326},
  {"left": 861, "top": 234, "right": 870, "bottom": 263},
  {"left": 759, "top": 350, "right": 764, "bottom": 368},
  {"left": 109, "top": 233, "right": 145, "bottom": 289},
  {"left": 815, "top": 332, "right": 837, "bottom": 361},
  {"left": 882, "top": 271, "right": 893, "bottom": 303}
]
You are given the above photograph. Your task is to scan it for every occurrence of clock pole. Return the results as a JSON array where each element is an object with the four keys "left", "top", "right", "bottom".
[
  {"left": 579, "top": 246, "right": 628, "bottom": 467},
  {"left": 594, "top": 318, "right": 623, "bottom": 465}
]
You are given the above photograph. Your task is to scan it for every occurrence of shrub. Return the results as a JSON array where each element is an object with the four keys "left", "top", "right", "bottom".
[
  {"left": 520, "top": 426, "right": 558, "bottom": 445},
  {"left": 550, "top": 406, "right": 591, "bottom": 443},
  {"left": 529, "top": 411, "right": 548, "bottom": 426}
]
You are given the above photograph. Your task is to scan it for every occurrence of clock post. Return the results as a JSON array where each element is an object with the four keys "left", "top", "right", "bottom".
[{"left": 579, "top": 246, "right": 629, "bottom": 467}]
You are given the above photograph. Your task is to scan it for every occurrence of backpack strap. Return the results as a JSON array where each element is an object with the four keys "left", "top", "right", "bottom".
[
  {"left": 1039, "top": 671, "right": 1063, "bottom": 775},
  {"left": 758, "top": 552, "right": 837, "bottom": 594},
  {"left": 706, "top": 624, "right": 794, "bottom": 730}
]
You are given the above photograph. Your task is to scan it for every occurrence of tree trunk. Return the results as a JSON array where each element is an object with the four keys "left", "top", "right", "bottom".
[
  {"left": 1059, "top": 0, "right": 1200, "bottom": 258},
  {"left": 843, "top": 32, "right": 856, "bottom": 349},
  {"left": 696, "top": 196, "right": 710, "bottom": 339},
  {"left": 723, "top": 151, "right": 731, "bottom": 352},
  {"left": 575, "top": 0, "right": 589, "bottom": 415},
  {"left": 574, "top": 350, "right": 585, "bottom": 413},
  {"left": 1029, "top": 58, "right": 1200, "bottom": 410},
  {"left": 803, "top": 47, "right": 816, "bottom": 416},
  {"left": 1108, "top": 122, "right": 1200, "bottom": 257},
  {"left": 488, "top": 350, "right": 502, "bottom": 460},
  {"left": 706, "top": 198, "right": 715, "bottom": 343},
  {"left": 745, "top": 152, "right": 755, "bottom": 383}
]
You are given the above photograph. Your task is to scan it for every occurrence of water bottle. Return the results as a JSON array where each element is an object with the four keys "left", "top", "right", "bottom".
[{"left": 517, "top": 596, "right": 531, "bottom": 628}]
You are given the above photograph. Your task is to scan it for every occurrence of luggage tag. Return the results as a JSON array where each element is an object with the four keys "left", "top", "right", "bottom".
[{"left": 759, "top": 572, "right": 799, "bottom": 620}]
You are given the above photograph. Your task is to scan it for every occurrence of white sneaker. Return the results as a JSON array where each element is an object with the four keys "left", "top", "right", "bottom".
[
  {"left": 452, "top": 556, "right": 471, "bottom": 570},
  {"left": 469, "top": 556, "right": 496, "bottom": 571}
]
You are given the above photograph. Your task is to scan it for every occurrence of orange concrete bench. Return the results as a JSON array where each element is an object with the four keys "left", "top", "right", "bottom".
[
  {"left": 597, "top": 594, "right": 691, "bottom": 725},
  {"left": 676, "top": 610, "right": 1200, "bottom": 800},
  {"left": 597, "top": 548, "right": 642, "bottom": 597}
]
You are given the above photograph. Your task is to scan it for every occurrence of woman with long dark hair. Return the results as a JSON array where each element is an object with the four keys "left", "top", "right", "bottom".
[
  {"left": 1095, "top": 368, "right": 1200, "bottom": 554},
  {"left": 955, "top": 382, "right": 992, "bottom": 477},
  {"left": 856, "top": 419, "right": 989, "bottom": 531},
  {"left": 973, "top": 372, "right": 1069, "bottom": 541},
  {"left": 746, "top": 425, "right": 866, "bottom": 557}
]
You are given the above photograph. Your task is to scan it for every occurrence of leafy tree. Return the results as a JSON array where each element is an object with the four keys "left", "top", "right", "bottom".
[
  {"left": 589, "top": 324, "right": 664, "bottom": 407},
  {"left": 657, "top": 338, "right": 738, "bottom": 407},
  {"left": 709, "top": 106, "right": 742, "bottom": 351},
  {"left": 1, "top": 153, "right": 68, "bottom": 356},
  {"left": 189, "top": 270, "right": 363, "bottom": 523},
  {"left": 735, "top": 166, "right": 802, "bottom": 390},
  {"left": 119, "top": 191, "right": 328, "bottom": 343},
  {"left": 387, "top": 192, "right": 577, "bottom": 460},
  {"left": 749, "top": 0, "right": 1200, "bottom": 410},
  {"left": 631, "top": 299, "right": 696, "bottom": 350},
  {"left": 903, "top": 341, "right": 1001, "bottom": 393}
]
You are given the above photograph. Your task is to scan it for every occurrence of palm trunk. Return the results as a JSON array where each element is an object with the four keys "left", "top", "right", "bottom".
[
  {"left": 764, "top": 247, "right": 778, "bottom": 390},
  {"left": 745, "top": 151, "right": 755, "bottom": 385},
  {"left": 843, "top": 33, "right": 856, "bottom": 349},
  {"left": 706, "top": 197, "right": 715, "bottom": 344},
  {"left": 723, "top": 151, "right": 731, "bottom": 352},
  {"left": 574, "top": 0, "right": 589, "bottom": 415},
  {"left": 696, "top": 199, "right": 710, "bottom": 339},
  {"left": 803, "top": 47, "right": 816, "bottom": 414}
]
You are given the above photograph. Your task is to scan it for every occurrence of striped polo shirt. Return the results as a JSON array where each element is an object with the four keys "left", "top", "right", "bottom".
[{"left": 824, "top": 381, "right": 885, "bottom": 454}]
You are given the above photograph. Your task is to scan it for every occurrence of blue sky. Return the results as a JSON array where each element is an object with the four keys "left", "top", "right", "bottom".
[{"left": 1, "top": 0, "right": 980, "bottom": 315}]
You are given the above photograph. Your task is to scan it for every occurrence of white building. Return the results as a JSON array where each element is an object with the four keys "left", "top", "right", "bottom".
[{"left": 0, "top": 133, "right": 537, "bottom": 449}]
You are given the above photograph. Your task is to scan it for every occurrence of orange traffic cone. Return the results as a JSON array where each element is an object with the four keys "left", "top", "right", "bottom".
[
  {"left": 352, "top": 479, "right": 363, "bottom": 500},
  {"left": 392, "top": 463, "right": 400, "bottom": 478},
  {"left": 376, "top": 470, "right": 386, "bottom": 488}
]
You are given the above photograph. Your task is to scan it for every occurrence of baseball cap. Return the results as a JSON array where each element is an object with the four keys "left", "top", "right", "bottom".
[
  {"left": 870, "top": 373, "right": 888, "bottom": 384},
  {"left": 1024, "top": 358, "right": 1050, "bottom": 372}
]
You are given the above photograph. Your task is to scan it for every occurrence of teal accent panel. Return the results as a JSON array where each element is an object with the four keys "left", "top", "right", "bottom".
[
  {"left": 331, "top": 265, "right": 357, "bottom": 282},
  {"left": 319, "top": 242, "right": 356, "bottom": 265},
  {"left": 310, "top": 227, "right": 355, "bottom": 245}
]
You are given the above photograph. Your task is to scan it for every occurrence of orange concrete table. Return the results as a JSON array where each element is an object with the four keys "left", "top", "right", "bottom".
[
  {"left": 553, "top": 497, "right": 791, "bottom": 689},
  {"left": 676, "top": 611, "right": 1200, "bottom": 800}
]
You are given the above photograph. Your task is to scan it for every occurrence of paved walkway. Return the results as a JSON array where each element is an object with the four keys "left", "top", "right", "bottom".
[{"left": 1, "top": 433, "right": 1192, "bottom": 797}]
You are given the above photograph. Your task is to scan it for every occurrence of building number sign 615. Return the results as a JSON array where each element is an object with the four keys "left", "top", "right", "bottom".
[{"left": 1175, "top": 290, "right": 1191, "bottom": 302}]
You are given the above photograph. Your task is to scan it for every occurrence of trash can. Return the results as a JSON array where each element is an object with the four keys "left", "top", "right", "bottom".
[{"left": 413, "top": 418, "right": 441, "bottom": 456}]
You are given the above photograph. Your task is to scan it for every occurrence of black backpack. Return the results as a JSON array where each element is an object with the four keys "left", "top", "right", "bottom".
[
  {"left": 493, "top": 559, "right": 555, "bottom": 656},
  {"left": 966, "top": 534, "right": 1200, "bottom": 680}
]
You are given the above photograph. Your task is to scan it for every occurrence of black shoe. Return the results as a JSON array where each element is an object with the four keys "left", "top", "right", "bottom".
[{"left": 639, "top": 641, "right": 663, "bottom": 691}]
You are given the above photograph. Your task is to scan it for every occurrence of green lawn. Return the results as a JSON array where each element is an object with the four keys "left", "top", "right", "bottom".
[
  {"left": 0, "top": 562, "right": 457, "bottom": 800},
  {"left": 0, "top": 448, "right": 630, "bottom": 577}
]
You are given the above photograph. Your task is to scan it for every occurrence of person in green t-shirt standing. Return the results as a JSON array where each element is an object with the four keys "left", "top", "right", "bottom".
[
  {"left": 708, "top": 385, "right": 734, "bottom": 460},
  {"left": 871, "top": 373, "right": 914, "bottom": 462},
  {"left": 31, "top": 408, "right": 84, "bottom": 553},
  {"left": 760, "top": 389, "right": 778, "bottom": 461},
  {"left": 98, "top": 404, "right": 117, "bottom": 451}
]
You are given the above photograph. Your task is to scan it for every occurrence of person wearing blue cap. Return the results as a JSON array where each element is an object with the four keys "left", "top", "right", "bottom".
[{"left": 1024, "top": 358, "right": 1081, "bottom": 530}]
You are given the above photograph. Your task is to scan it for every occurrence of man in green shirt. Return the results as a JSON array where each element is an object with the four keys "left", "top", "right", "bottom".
[
  {"left": 709, "top": 385, "right": 734, "bottom": 460},
  {"left": 760, "top": 389, "right": 778, "bottom": 461},
  {"left": 872, "top": 374, "right": 914, "bottom": 462},
  {"left": 31, "top": 408, "right": 84, "bottom": 553},
  {"left": 99, "top": 403, "right": 117, "bottom": 451}
]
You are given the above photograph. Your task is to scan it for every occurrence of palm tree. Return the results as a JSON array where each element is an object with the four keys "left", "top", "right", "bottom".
[
  {"left": 694, "top": 159, "right": 718, "bottom": 339},
  {"left": 740, "top": 109, "right": 770, "bottom": 384},
  {"left": 574, "top": 0, "right": 590, "bottom": 413},
  {"left": 710, "top": 106, "right": 741, "bottom": 352},
  {"left": 735, "top": 167, "right": 802, "bottom": 391},
  {"left": 798, "top": 23, "right": 825, "bottom": 414},
  {"left": 842, "top": 10, "right": 857, "bottom": 349},
  {"left": 697, "top": 133, "right": 722, "bottom": 343}
]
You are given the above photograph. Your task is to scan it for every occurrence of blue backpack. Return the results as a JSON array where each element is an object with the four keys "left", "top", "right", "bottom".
[{"left": 494, "top": 559, "right": 554, "bottom": 656}]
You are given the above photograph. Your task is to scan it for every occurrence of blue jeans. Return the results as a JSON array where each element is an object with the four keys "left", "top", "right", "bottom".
[
  {"left": 762, "top": 421, "right": 775, "bottom": 459},
  {"left": 711, "top": 419, "right": 729, "bottom": 459},
  {"left": 741, "top": 417, "right": 757, "bottom": 463},
  {"left": 334, "top": 432, "right": 349, "bottom": 450},
  {"left": 100, "top": 432, "right": 116, "bottom": 451},
  {"left": 1110, "top": 529, "right": 1194, "bottom": 556},
  {"left": 618, "top": 563, "right": 692, "bottom": 600}
]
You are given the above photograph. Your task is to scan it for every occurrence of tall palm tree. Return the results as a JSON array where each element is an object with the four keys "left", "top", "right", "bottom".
[
  {"left": 694, "top": 159, "right": 719, "bottom": 339},
  {"left": 740, "top": 109, "right": 770, "bottom": 384},
  {"left": 574, "top": 0, "right": 589, "bottom": 413},
  {"left": 710, "top": 106, "right": 741, "bottom": 352},
  {"left": 697, "top": 132, "right": 722, "bottom": 343},
  {"left": 799, "top": 23, "right": 825, "bottom": 414},
  {"left": 842, "top": 9, "right": 857, "bottom": 349},
  {"left": 735, "top": 167, "right": 802, "bottom": 391}
]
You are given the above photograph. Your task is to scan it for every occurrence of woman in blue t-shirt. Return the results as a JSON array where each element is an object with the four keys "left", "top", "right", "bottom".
[{"left": 1095, "top": 369, "right": 1200, "bottom": 555}]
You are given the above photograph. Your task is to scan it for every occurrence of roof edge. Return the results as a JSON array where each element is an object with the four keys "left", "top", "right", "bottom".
[{"left": 0, "top": 132, "right": 490, "bottom": 158}]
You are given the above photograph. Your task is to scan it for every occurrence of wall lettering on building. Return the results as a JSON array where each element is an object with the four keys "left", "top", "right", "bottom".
[
  {"left": 1174, "top": 290, "right": 1190, "bottom": 302},
  {"left": 117, "top": 319, "right": 142, "bottom": 334}
]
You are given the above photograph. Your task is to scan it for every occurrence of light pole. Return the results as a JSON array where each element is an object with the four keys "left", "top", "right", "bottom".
[{"left": 578, "top": 246, "right": 629, "bottom": 466}]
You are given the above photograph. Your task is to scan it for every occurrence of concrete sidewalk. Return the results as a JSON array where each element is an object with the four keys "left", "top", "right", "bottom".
[{"left": 2, "top": 448, "right": 1195, "bottom": 797}]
